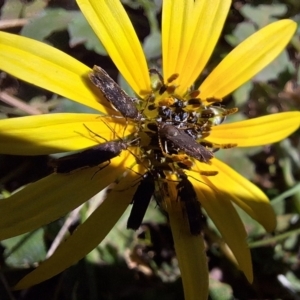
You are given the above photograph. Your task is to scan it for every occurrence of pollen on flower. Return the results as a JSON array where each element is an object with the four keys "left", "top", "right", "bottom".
[
  {"left": 137, "top": 69, "right": 238, "bottom": 170},
  {"left": 84, "top": 66, "right": 239, "bottom": 235}
]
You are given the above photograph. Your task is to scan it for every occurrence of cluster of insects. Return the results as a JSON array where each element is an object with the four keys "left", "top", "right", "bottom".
[{"left": 51, "top": 65, "right": 238, "bottom": 235}]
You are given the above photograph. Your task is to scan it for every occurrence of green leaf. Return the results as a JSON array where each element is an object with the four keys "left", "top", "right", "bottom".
[
  {"left": 23, "top": 0, "right": 48, "bottom": 18},
  {"left": 232, "top": 81, "right": 253, "bottom": 107},
  {"left": 241, "top": 4, "right": 287, "bottom": 28},
  {"left": 2, "top": 229, "right": 46, "bottom": 267},
  {"left": 209, "top": 278, "right": 233, "bottom": 300},
  {"left": 21, "top": 8, "right": 76, "bottom": 41},
  {"left": 1, "top": 0, "right": 23, "bottom": 19},
  {"left": 286, "top": 271, "right": 300, "bottom": 291},
  {"left": 68, "top": 13, "right": 107, "bottom": 55},
  {"left": 143, "top": 31, "right": 162, "bottom": 60},
  {"left": 272, "top": 184, "right": 300, "bottom": 215},
  {"left": 0, "top": 0, "right": 47, "bottom": 19}
]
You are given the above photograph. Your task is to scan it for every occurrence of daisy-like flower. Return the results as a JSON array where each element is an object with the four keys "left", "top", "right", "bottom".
[{"left": 0, "top": 0, "right": 299, "bottom": 298}]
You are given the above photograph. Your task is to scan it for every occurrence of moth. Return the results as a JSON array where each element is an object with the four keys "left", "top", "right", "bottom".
[
  {"left": 177, "top": 175, "right": 204, "bottom": 235},
  {"left": 89, "top": 65, "right": 142, "bottom": 120},
  {"left": 51, "top": 140, "right": 128, "bottom": 173},
  {"left": 158, "top": 123, "right": 214, "bottom": 163},
  {"left": 127, "top": 172, "right": 155, "bottom": 230}
]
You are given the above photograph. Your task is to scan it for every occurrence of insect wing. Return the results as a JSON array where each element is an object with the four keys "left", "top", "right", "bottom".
[
  {"left": 52, "top": 141, "right": 125, "bottom": 173},
  {"left": 89, "top": 65, "right": 140, "bottom": 120},
  {"left": 177, "top": 177, "right": 203, "bottom": 235},
  {"left": 127, "top": 172, "right": 155, "bottom": 230},
  {"left": 159, "top": 124, "right": 213, "bottom": 163}
]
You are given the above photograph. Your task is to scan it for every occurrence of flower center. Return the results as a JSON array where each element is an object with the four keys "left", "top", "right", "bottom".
[
  {"left": 124, "top": 70, "right": 239, "bottom": 234},
  {"left": 136, "top": 69, "right": 238, "bottom": 175}
]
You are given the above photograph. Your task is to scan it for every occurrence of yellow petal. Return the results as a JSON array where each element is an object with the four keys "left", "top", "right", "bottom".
[
  {"left": 162, "top": 0, "right": 231, "bottom": 95},
  {"left": 0, "top": 31, "right": 113, "bottom": 113},
  {"left": 14, "top": 154, "right": 139, "bottom": 290},
  {"left": 205, "top": 159, "right": 276, "bottom": 232},
  {"left": 162, "top": 0, "right": 193, "bottom": 86},
  {"left": 200, "top": 20, "right": 297, "bottom": 99},
  {"left": 0, "top": 114, "right": 135, "bottom": 155},
  {"left": 187, "top": 165, "right": 253, "bottom": 282},
  {"left": 207, "top": 112, "right": 300, "bottom": 147},
  {"left": 166, "top": 179, "right": 209, "bottom": 300},
  {"left": 77, "top": 0, "right": 150, "bottom": 96},
  {"left": 0, "top": 152, "right": 131, "bottom": 241}
]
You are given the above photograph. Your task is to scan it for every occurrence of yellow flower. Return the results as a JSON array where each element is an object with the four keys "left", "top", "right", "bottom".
[{"left": 0, "top": 0, "right": 299, "bottom": 299}]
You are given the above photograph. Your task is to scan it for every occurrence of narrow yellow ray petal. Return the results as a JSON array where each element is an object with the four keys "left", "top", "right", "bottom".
[
  {"left": 77, "top": 0, "right": 150, "bottom": 96},
  {"left": 0, "top": 154, "right": 132, "bottom": 241},
  {"left": 166, "top": 180, "right": 209, "bottom": 300},
  {"left": 163, "top": 0, "right": 231, "bottom": 95},
  {"left": 0, "top": 32, "right": 112, "bottom": 113},
  {"left": 208, "top": 159, "right": 276, "bottom": 232},
  {"left": 200, "top": 20, "right": 297, "bottom": 99},
  {"left": 0, "top": 114, "right": 135, "bottom": 155},
  {"left": 15, "top": 154, "right": 140, "bottom": 290},
  {"left": 187, "top": 168, "right": 253, "bottom": 282},
  {"left": 179, "top": 0, "right": 231, "bottom": 94},
  {"left": 207, "top": 112, "right": 300, "bottom": 147},
  {"left": 162, "top": 0, "right": 193, "bottom": 83}
]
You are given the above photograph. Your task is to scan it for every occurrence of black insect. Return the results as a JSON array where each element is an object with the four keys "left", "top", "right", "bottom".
[
  {"left": 89, "top": 65, "right": 141, "bottom": 120},
  {"left": 127, "top": 172, "right": 155, "bottom": 230},
  {"left": 177, "top": 175, "right": 204, "bottom": 235},
  {"left": 158, "top": 123, "right": 214, "bottom": 163},
  {"left": 51, "top": 140, "right": 127, "bottom": 173}
]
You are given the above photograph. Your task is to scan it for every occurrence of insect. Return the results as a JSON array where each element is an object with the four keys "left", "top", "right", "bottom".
[
  {"left": 196, "top": 106, "right": 238, "bottom": 126},
  {"left": 158, "top": 123, "right": 214, "bottom": 163},
  {"left": 149, "top": 68, "right": 179, "bottom": 95},
  {"left": 89, "top": 65, "right": 142, "bottom": 120},
  {"left": 177, "top": 175, "right": 204, "bottom": 235},
  {"left": 127, "top": 172, "right": 156, "bottom": 230},
  {"left": 51, "top": 140, "right": 128, "bottom": 174},
  {"left": 51, "top": 124, "right": 138, "bottom": 174}
]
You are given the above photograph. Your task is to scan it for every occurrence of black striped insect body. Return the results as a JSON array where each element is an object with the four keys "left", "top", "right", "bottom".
[
  {"left": 51, "top": 141, "right": 128, "bottom": 174},
  {"left": 197, "top": 106, "right": 238, "bottom": 126},
  {"left": 89, "top": 65, "right": 142, "bottom": 120},
  {"left": 127, "top": 172, "right": 156, "bottom": 230},
  {"left": 177, "top": 176, "right": 204, "bottom": 235}
]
